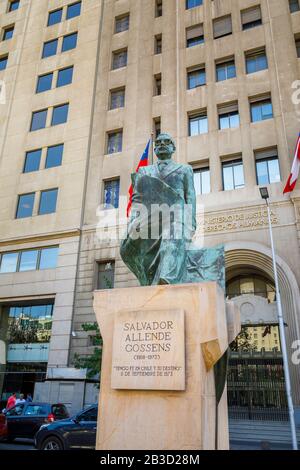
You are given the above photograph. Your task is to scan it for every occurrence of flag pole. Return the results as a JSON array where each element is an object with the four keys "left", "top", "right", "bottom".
[{"left": 151, "top": 133, "right": 154, "bottom": 165}]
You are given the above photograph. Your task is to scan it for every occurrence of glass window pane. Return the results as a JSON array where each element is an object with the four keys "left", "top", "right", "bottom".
[
  {"left": 0, "top": 55, "right": 8, "bottom": 71},
  {"left": 193, "top": 171, "right": 201, "bottom": 195},
  {"left": 219, "top": 115, "right": 229, "bottom": 130},
  {"left": 233, "top": 163, "right": 245, "bottom": 188},
  {"left": 66, "top": 2, "right": 82, "bottom": 20},
  {"left": 45, "top": 144, "right": 64, "bottom": 168},
  {"left": 216, "top": 66, "right": 226, "bottom": 82},
  {"left": 3, "top": 27, "right": 14, "bottom": 40},
  {"left": 223, "top": 165, "right": 234, "bottom": 190},
  {"left": 47, "top": 9, "right": 63, "bottom": 26},
  {"left": 24, "top": 149, "right": 42, "bottom": 173},
  {"left": 229, "top": 113, "right": 240, "bottom": 128},
  {"left": 42, "top": 39, "right": 58, "bottom": 58},
  {"left": 186, "top": 0, "right": 202, "bottom": 9},
  {"left": 19, "top": 250, "right": 38, "bottom": 272},
  {"left": 201, "top": 169, "right": 210, "bottom": 194},
  {"left": 246, "top": 57, "right": 256, "bottom": 74},
  {"left": 39, "top": 189, "right": 58, "bottom": 215},
  {"left": 57, "top": 66, "right": 73, "bottom": 87},
  {"left": 268, "top": 159, "right": 280, "bottom": 183},
  {"left": 62, "top": 33, "right": 78, "bottom": 52},
  {"left": 199, "top": 117, "right": 208, "bottom": 134},
  {"left": 9, "top": 1, "right": 20, "bottom": 12},
  {"left": 257, "top": 54, "right": 267, "bottom": 71},
  {"left": 189, "top": 119, "right": 198, "bottom": 136},
  {"left": 36, "top": 73, "right": 53, "bottom": 93},
  {"left": 16, "top": 193, "right": 35, "bottom": 218},
  {"left": 261, "top": 102, "right": 273, "bottom": 120},
  {"left": 30, "top": 110, "right": 47, "bottom": 131},
  {"left": 39, "top": 247, "right": 59, "bottom": 269},
  {"left": 97, "top": 262, "right": 115, "bottom": 289},
  {"left": 251, "top": 103, "right": 262, "bottom": 122},
  {"left": 51, "top": 104, "right": 69, "bottom": 126},
  {"left": 104, "top": 180, "right": 120, "bottom": 209},
  {"left": 256, "top": 160, "right": 269, "bottom": 185},
  {"left": 0, "top": 252, "right": 18, "bottom": 273},
  {"left": 227, "top": 63, "right": 236, "bottom": 79}
]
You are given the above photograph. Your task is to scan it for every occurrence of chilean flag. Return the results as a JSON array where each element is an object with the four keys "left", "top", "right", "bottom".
[
  {"left": 126, "top": 139, "right": 151, "bottom": 217},
  {"left": 283, "top": 133, "right": 300, "bottom": 194}
]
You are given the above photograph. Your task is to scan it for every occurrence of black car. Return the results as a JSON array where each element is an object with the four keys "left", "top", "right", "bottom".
[
  {"left": 35, "top": 404, "right": 98, "bottom": 450},
  {"left": 5, "top": 402, "right": 69, "bottom": 441}
]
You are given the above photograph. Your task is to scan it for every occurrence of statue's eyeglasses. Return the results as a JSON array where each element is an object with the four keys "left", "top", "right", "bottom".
[{"left": 156, "top": 139, "right": 172, "bottom": 145}]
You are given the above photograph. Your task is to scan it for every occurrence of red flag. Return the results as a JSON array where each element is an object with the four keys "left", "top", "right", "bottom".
[
  {"left": 283, "top": 133, "right": 300, "bottom": 194},
  {"left": 126, "top": 139, "right": 151, "bottom": 217}
]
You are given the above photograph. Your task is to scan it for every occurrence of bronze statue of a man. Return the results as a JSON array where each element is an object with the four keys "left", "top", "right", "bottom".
[{"left": 120, "top": 133, "right": 196, "bottom": 285}]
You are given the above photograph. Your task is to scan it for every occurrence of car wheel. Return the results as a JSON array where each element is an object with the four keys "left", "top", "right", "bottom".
[{"left": 41, "top": 436, "right": 63, "bottom": 450}]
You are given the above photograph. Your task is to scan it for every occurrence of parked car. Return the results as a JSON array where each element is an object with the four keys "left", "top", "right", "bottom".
[
  {"left": 4, "top": 402, "right": 69, "bottom": 441},
  {"left": 0, "top": 412, "right": 7, "bottom": 440},
  {"left": 35, "top": 404, "right": 98, "bottom": 450}
]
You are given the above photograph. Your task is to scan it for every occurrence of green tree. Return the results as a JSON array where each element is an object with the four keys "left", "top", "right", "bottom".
[{"left": 73, "top": 322, "right": 103, "bottom": 384}]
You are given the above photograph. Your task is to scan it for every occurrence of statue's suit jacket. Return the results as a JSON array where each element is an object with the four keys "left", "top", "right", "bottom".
[{"left": 133, "top": 159, "right": 197, "bottom": 231}]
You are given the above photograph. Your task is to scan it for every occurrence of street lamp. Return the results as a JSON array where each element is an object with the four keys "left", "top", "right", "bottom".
[{"left": 260, "top": 186, "right": 298, "bottom": 450}]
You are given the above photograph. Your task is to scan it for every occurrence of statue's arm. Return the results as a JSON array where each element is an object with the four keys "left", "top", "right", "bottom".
[{"left": 185, "top": 166, "right": 197, "bottom": 232}]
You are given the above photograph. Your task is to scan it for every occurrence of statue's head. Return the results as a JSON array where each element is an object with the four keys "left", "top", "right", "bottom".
[{"left": 154, "top": 133, "right": 176, "bottom": 161}]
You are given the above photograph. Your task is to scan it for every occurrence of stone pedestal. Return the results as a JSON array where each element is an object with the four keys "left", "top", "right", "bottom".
[{"left": 93, "top": 282, "right": 240, "bottom": 450}]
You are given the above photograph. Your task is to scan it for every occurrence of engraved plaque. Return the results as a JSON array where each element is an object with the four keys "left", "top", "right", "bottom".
[{"left": 111, "top": 309, "right": 185, "bottom": 390}]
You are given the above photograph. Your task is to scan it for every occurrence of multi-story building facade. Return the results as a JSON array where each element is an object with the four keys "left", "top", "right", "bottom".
[{"left": 0, "top": 0, "right": 300, "bottom": 442}]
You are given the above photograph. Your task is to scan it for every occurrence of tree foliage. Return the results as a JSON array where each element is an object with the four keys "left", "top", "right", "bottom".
[{"left": 73, "top": 322, "right": 103, "bottom": 383}]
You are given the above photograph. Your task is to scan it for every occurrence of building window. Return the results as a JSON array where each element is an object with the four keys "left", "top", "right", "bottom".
[
  {"left": 57, "top": 66, "right": 73, "bottom": 87},
  {"left": 38, "top": 189, "right": 58, "bottom": 215},
  {"left": 193, "top": 167, "right": 210, "bottom": 195},
  {"left": 66, "top": 1, "right": 82, "bottom": 20},
  {"left": 16, "top": 193, "right": 35, "bottom": 218},
  {"left": 213, "top": 15, "right": 232, "bottom": 39},
  {"left": 7, "top": 304, "right": 54, "bottom": 344},
  {"left": 8, "top": 1, "right": 20, "bottom": 12},
  {"left": 39, "top": 247, "right": 59, "bottom": 269},
  {"left": 186, "top": 0, "right": 203, "bottom": 9},
  {"left": 222, "top": 159, "right": 245, "bottom": 190},
  {"left": 187, "top": 67, "right": 206, "bottom": 89},
  {"left": 51, "top": 103, "right": 69, "bottom": 126},
  {"left": 186, "top": 24, "right": 204, "bottom": 47},
  {"left": 155, "top": 0, "right": 163, "bottom": 17},
  {"left": 154, "top": 117, "right": 161, "bottom": 138},
  {"left": 42, "top": 39, "right": 58, "bottom": 58},
  {"left": 154, "top": 74, "right": 161, "bottom": 96},
  {"left": 218, "top": 103, "right": 240, "bottom": 130},
  {"left": 45, "top": 144, "right": 64, "bottom": 168},
  {"left": 115, "top": 14, "right": 129, "bottom": 33},
  {"left": 97, "top": 261, "right": 115, "bottom": 289},
  {"left": 0, "top": 247, "right": 59, "bottom": 273},
  {"left": 3, "top": 26, "right": 14, "bottom": 40},
  {"left": 112, "top": 49, "right": 127, "bottom": 69},
  {"left": 289, "top": 0, "right": 300, "bottom": 13},
  {"left": 246, "top": 48, "right": 268, "bottom": 74},
  {"left": 103, "top": 179, "right": 120, "bottom": 209},
  {"left": 110, "top": 88, "right": 125, "bottom": 109},
  {"left": 36, "top": 72, "right": 53, "bottom": 93},
  {"left": 255, "top": 148, "right": 281, "bottom": 185},
  {"left": 107, "top": 131, "right": 123, "bottom": 154},
  {"left": 296, "top": 37, "right": 300, "bottom": 57},
  {"left": 23, "top": 149, "right": 42, "bottom": 173},
  {"left": 216, "top": 58, "right": 236, "bottom": 81},
  {"left": 241, "top": 5, "right": 262, "bottom": 30},
  {"left": 62, "top": 32, "right": 78, "bottom": 52},
  {"left": 47, "top": 8, "right": 63, "bottom": 26},
  {"left": 0, "top": 54, "right": 8, "bottom": 71},
  {"left": 250, "top": 96, "right": 273, "bottom": 122},
  {"left": 19, "top": 250, "right": 39, "bottom": 272},
  {"left": 30, "top": 109, "right": 47, "bottom": 131},
  {"left": 189, "top": 112, "right": 208, "bottom": 136},
  {"left": 155, "top": 34, "right": 162, "bottom": 54}
]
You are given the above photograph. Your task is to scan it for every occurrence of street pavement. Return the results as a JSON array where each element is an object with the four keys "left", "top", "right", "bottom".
[{"left": 0, "top": 438, "right": 35, "bottom": 450}]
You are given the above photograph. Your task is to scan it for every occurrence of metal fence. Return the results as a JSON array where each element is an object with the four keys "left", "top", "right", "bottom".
[{"left": 227, "top": 352, "right": 289, "bottom": 421}]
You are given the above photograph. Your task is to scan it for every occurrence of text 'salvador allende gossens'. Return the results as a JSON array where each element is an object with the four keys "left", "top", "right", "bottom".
[{"left": 123, "top": 320, "right": 174, "bottom": 353}]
